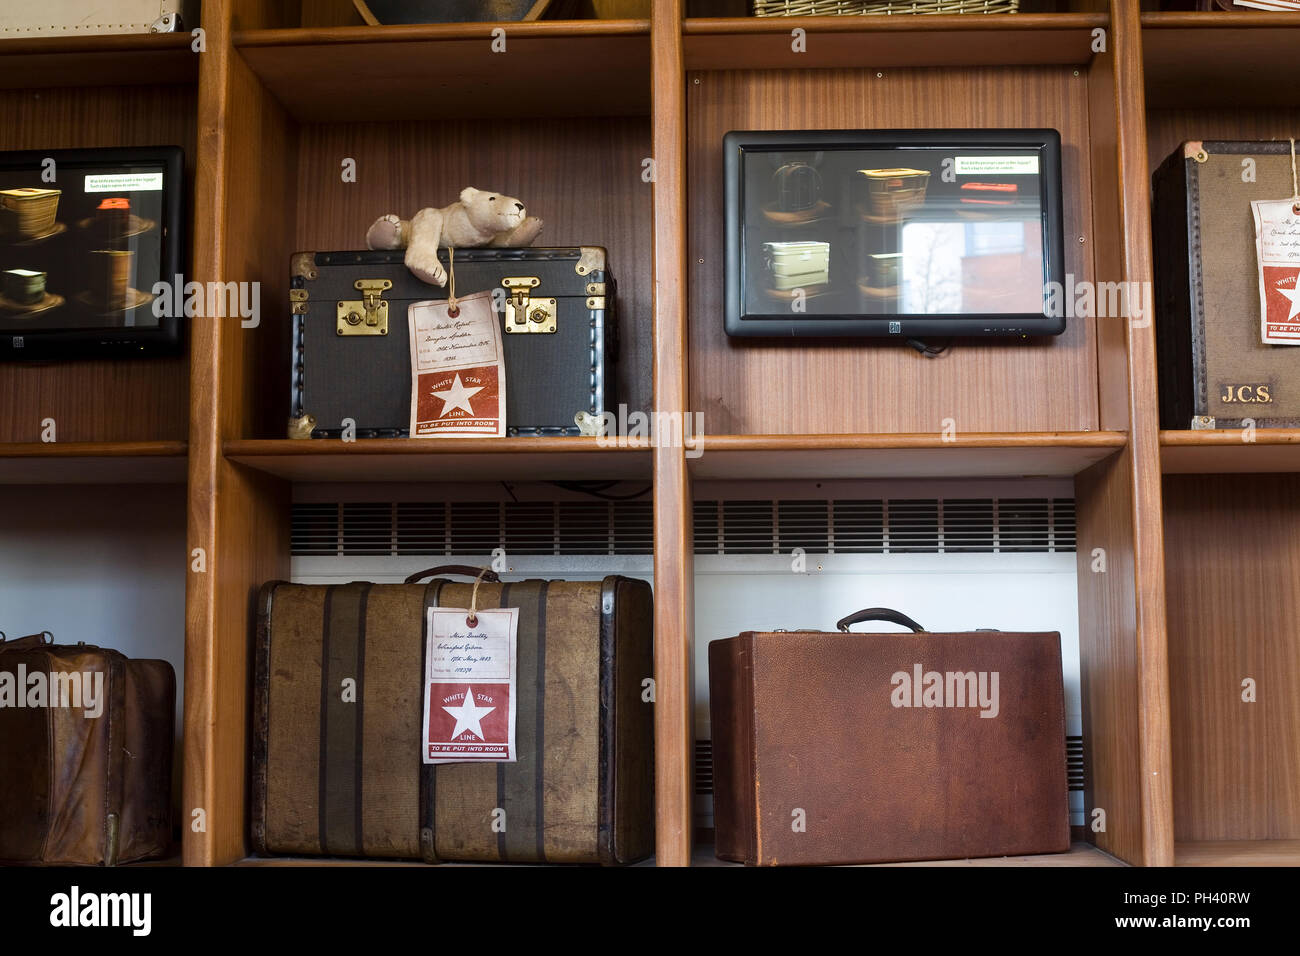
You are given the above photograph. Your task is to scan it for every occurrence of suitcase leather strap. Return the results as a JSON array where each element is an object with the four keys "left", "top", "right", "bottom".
[{"left": 835, "top": 608, "right": 925, "bottom": 633}]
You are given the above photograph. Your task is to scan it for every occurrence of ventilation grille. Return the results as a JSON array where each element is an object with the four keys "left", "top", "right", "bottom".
[
  {"left": 692, "top": 498, "right": 1075, "bottom": 555},
  {"left": 292, "top": 497, "right": 1074, "bottom": 557},
  {"left": 292, "top": 500, "right": 654, "bottom": 556},
  {"left": 694, "top": 736, "right": 1085, "bottom": 795},
  {"left": 1067, "top": 734, "right": 1084, "bottom": 791}
]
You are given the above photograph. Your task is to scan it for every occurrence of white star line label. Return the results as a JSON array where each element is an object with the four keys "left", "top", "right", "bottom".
[
  {"left": 442, "top": 685, "right": 495, "bottom": 741},
  {"left": 432, "top": 372, "right": 484, "bottom": 418},
  {"left": 1251, "top": 197, "right": 1300, "bottom": 345},
  {"left": 1276, "top": 271, "right": 1300, "bottom": 322},
  {"left": 407, "top": 290, "right": 507, "bottom": 436},
  {"left": 423, "top": 605, "right": 519, "bottom": 764}
]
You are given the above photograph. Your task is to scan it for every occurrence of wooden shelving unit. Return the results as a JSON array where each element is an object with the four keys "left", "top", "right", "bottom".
[
  {"left": 3, "top": 0, "right": 1297, "bottom": 870},
  {"left": 224, "top": 437, "right": 652, "bottom": 481},
  {"left": 689, "top": 432, "right": 1125, "bottom": 480},
  {"left": 0, "top": 441, "right": 188, "bottom": 483}
]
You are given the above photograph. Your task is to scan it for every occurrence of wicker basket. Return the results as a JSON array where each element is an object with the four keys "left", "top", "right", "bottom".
[{"left": 752, "top": 1, "right": 1019, "bottom": 16}]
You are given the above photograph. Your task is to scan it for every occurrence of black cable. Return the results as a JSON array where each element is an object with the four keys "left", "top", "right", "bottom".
[
  {"left": 548, "top": 481, "right": 653, "bottom": 501},
  {"left": 906, "top": 337, "right": 953, "bottom": 358}
]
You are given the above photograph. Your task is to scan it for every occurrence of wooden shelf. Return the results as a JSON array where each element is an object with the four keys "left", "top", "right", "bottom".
[
  {"left": 1176, "top": 840, "right": 1300, "bottom": 867},
  {"left": 234, "top": 841, "right": 1116, "bottom": 867},
  {"left": 1143, "top": 13, "right": 1300, "bottom": 109},
  {"left": 1160, "top": 429, "right": 1300, "bottom": 474},
  {"left": 232, "top": 21, "right": 651, "bottom": 121},
  {"left": 683, "top": 13, "right": 1105, "bottom": 71},
  {"left": 688, "top": 432, "right": 1125, "bottom": 480},
  {"left": 224, "top": 437, "right": 651, "bottom": 482},
  {"left": 0, "top": 33, "right": 197, "bottom": 90},
  {"left": 0, "top": 441, "right": 187, "bottom": 483}
]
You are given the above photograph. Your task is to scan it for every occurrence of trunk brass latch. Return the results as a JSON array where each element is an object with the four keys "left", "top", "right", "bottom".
[
  {"left": 337, "top": 279, "right": 392, "bottom": 336},
  {"left": 502, "top": 276, "right": 556, "bottom": 333}
]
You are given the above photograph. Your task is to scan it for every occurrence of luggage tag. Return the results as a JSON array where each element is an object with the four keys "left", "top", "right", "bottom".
[
  {"left": 408, "top": 249, "right": 507, "bottom": 436},
  {"left": 1251, "top": 138, "right": 1300, "bottom": 346},
  {"left": 421, "top": 577, "right": 519, "bottom": 764}
]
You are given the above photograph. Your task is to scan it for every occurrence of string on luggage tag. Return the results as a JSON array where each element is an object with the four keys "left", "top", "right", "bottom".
[
  {"left": 1289, "top": 138, "right": 1299, "bottom": 215},
  {"left": 446, "top": 246, "right": 459, "bottom": 317},
  {"left": 466, "top": 565, "right": 492, "bottom": 628}
]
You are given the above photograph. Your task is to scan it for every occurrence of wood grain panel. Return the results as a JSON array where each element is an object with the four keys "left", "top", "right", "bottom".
[
  {"left": 0, "top": 34, "right": 197, "bottom": 90},
  {"left": 292, "top": 117, "right": 653, "bottom": 420},
  {"left": 0, "top": 84, "right": 196, "bottom": 442},
  {"left": 689, "top": 431, "right": 1123, "bottom": 479},
  {"left": 1176, "top": 839, "right": 1300, "bottom": 867},
  {"left": 686, "top": 66, "right": 1099, "bottom": 435},
  {"left": 184, "top": 0, "right": 294, "bottom": 866},
  {"left": 225, "top": 437, "right": 650, "bottom": 481},
  {"left": 651, "top": 0, "right": 694, "bottom": 869},
  {"left": 1163, "top": 475, "right": 1300, "bottom": 842},
  {"left": 1085, "top": 40, "right": 1129, "bottom": 433},
  {"left": 1145, "top": 106, "right": 1300, "bottom": 189},
  {"left": 0, "top": 441, "right": 186, "bottom": 484},
  {"left": 1161, "top": 429, "right": 1300, "bottom": 475},
  {"left": 1143, "top": 14, "right": 1300, "bottom": 110},
  {"left": 1075, "top": 448, "right": 1144, "bottom": 865},
  {"left": 234, "top": 24, "right": 651, "bottom": 122},
  {"left": 683, "top": 14, "right": 1105, "bottom": 71},
  {"left": 1108, "top": 0, "right": 1173, "bottom": 867}
]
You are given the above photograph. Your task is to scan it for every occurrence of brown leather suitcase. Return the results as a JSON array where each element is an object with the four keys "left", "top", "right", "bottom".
[
  {"left": 251, "top": 566, "right": 654, "bottom": 864},
  {"left": 1153, "top": 140, "right": 1300, "bottom": 429},
  {"left": 709, "top": 608, "right": 1070, "bottom": 865},
  {"left": 0, "top": 631, "right": 175, "bottom": 866}
]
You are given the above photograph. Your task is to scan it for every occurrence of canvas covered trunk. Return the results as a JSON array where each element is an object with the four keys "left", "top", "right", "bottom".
[
  {"left": 251, "top": 569, "right": 654, "bottom": 864},
  {"left": 0, "top": 632, "right": 175, "bottom": 866},
  {"left": 1153, "top": 140, "right": 1300, "bottom": 428},
  {"left": 708, "top": 608, "right": 1070, "bottom": 866}
]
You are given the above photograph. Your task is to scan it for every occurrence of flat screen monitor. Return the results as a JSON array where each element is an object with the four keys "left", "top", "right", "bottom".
[
  {"left": 0, "top": 146, "right": 184, "bottom": 359},
  {"left": 724, "top": 129, "right": 1066, "bottom": 338}
]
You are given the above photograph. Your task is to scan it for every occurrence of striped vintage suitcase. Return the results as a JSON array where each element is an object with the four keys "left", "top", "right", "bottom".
[{"left": 250, "top": 566, "right": 654, "bottom": 864}]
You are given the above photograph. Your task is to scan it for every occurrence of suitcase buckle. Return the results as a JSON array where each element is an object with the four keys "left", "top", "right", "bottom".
[
  {"left": 502, "top": 276, "right": 556, "bottom": 334},
  {"left": 336, "top": 279, "right": 391, "bottom": 336}
]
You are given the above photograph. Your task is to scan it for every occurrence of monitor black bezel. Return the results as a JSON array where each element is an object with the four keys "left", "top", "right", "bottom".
[
  {"left": 0, "top": 145, "right": 185, "bottom": 360},
  {"left": 724, "top": 128, "right": 1067, "bottom": 339}
]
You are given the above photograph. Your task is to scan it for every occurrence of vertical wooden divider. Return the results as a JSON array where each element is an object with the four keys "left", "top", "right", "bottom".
[
  {"left": 185, "top": 0, "right": 293, "bottom": 866},
  {"left": 651, "top": 0, "right": 695, "bottom": 867},
  {"left": 1109, "top": 0, "right": 1174, "bottom": 868},
  {"left": 1076, "top": 0, "right": 1174, "bottom": 867}
]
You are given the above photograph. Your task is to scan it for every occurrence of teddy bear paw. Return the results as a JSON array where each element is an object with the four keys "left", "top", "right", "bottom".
[
  {"left": 406, "top": 248, "right": 447, "bottom": 287},
  {"left": 366, "top": 214, "right": 404, "bottom": 250}
]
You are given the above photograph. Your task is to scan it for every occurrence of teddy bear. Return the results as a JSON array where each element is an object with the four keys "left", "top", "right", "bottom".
[{"left": 365, "top": 187, "right": 543, "bottom": 286}]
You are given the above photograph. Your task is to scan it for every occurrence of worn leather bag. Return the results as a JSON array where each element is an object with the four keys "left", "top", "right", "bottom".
[
  {"left": 0, "top": 631, "right": 175, "bottom": 865},
  {"left": 709, "top": 608, "right": 1070, "bottom": 865}
]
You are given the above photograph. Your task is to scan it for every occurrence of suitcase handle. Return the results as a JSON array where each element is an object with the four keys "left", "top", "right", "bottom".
[
  {"left": 0, "top": 630, "right": 54, "bottom": 647},
  {"left": 836, "top": 608, "right": 925, "bottom": 633},
  {"left": 403, "top": 565, "right": 501, "bottom": 585}
]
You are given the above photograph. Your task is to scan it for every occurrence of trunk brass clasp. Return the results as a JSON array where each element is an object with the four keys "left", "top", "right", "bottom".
[
  {"left": 502, "top": 276, "right": 556, "bottom": 333},
  {"left": 336, "top": 278, "right": 392, "bottom": 335}
]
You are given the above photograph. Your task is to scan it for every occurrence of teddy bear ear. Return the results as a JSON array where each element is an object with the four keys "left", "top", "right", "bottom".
[{"left": 459, "top": 187, "right": 481, "bottom": 204}]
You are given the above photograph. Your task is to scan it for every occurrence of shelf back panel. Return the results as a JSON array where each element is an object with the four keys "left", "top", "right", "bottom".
[
  {"left": 1164, "top": 474, "right": 1300, "bottom": 842},
  {"left": 0, "top": 85, "right": 195, "bottom": 442},
  {"left": 687, "top": 66, "right": 1099, "bottom": 436},
  {"left": 288, "top": 116, "right": 654, "bottom": 425}
]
